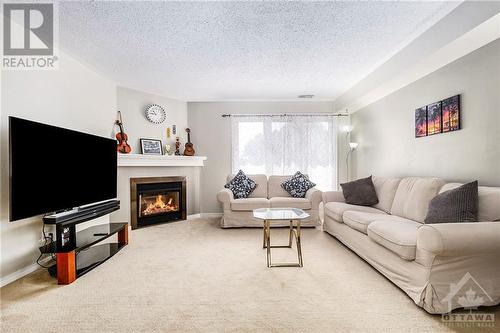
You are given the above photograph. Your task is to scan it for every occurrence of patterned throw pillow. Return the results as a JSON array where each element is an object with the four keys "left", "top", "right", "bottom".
[
  {"left": 424, "top": 181, "right": 478, "bottom": 224},
  {"left": 281, "top": 171, "right": 316, "bottom": 198},
  {"left": 224, "top": 170, "right": 257, "bottom": 199}
]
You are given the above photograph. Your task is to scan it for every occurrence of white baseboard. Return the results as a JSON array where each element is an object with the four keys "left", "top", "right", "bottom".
[
  {"left": 0, "top": 257, "right": 52, "bottom": 288},
  {"left": 187, "top": 213, "right": 222, "bottom": 220},
  {"left": 201, "top": 213, "right": 223, "bottom": 218}
]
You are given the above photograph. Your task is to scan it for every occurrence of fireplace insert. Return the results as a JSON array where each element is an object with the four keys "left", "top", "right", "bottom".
[{"left": 130, "top": 177, "right": 186, "bottom": 229}]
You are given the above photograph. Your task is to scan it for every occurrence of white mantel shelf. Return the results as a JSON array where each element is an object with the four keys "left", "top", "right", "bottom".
[{"left": 118, "top": 154, "right": 207, "bottom": 167}]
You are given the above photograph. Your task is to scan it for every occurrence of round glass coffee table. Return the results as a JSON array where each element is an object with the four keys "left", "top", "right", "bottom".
[{"left": 253, "top": 208, "right": 310, "bottom": 268}]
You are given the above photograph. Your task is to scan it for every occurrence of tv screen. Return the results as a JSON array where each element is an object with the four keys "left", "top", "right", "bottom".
[{"left": 9, "top": 117, "right": 117, "bottom": 221}]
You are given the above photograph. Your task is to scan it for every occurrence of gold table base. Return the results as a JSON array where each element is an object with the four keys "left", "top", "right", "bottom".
[{"left": 262, "top": 219, "right": 303, "bottom": 268}]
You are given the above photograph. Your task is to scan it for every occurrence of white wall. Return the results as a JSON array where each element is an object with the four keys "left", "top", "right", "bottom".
[
  {"left": 334, "top": 1, "right": 500, "bottom": 113},
  {"left": 351, "top": 40, "right": 500, "bottom": 186},
  {"left": 0, "top": 50, "right": 117, "bottom": 285},
  {"left": 187, "top": 102, "right": 348, "bottom": 214},
  {"left": 116, "top": 86, "right": 188, "bottom": 154}
]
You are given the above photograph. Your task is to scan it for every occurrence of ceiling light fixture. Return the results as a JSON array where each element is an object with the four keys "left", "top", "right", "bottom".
[{"left": 297, "top": 94, "right": 314, "bottom": 99}]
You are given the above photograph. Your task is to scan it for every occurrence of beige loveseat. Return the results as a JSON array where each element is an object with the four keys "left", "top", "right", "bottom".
[
  {"left": 217, "top": 174, "right": 322, "bottom": 228},
  {"left": 323, "top": 176, "right": 500, "bottom": 314}
]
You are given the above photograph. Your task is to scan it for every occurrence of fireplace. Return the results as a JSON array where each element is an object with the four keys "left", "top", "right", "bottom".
[{"left": 130, "top": 177, "right": 186, "bottom": 229}]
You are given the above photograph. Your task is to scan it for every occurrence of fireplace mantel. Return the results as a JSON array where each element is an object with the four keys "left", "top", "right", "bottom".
[{"left": 117, "top": 154, "right": 207, "bottom": 167}]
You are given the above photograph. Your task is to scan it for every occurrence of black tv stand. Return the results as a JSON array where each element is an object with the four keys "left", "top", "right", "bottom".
[
  {"left": 40, "top": 200, "right": 128, "bottom": 284},
  {"left": 43, "top": 199, "right": 120, "bottom": 224}
]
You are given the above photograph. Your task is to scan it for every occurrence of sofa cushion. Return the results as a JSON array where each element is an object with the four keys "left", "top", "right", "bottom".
[
  {"left": 281, "top": 171, "right": 316, "bottom": 198},
  {"left": 227, "top": 174, "right": 267, "bottom": 198},
  {"left": 440, "top": 183, "right": 500, "bottom": 222},
  {"left": 372, "top": 176, "right": 401, "bottom": 213},
  {"left": 340, "top": 176, "right": 379, "bottom": 206},
  {"left": 269, "top": 197, "right": 311, "bottom": 209},
  {"left": 268, "top": 175, "right": 294, "bottom": 198},
  {"left": 425, "top": 181, "right": 478, "bottom": 224},
  {"left": 324, "top": 202, "right": 385, "bottom": 223},
  {"left": 230, "top": 198, "right": 270, "bottom": 211},
  {"left": 390, "top": 177, "right": 445, "bottom": 223},
  {"left": 342, "top": 211, "right": 389, "bottom": 234},
  {"left": 367, "top": 220, "right": 421, "bottom": 260}
]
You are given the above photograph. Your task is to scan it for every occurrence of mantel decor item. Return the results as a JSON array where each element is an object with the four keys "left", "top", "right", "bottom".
[
  {"left": 164, "top": 144, "right": 172, "bottom": 155},
  {"left": 145, "top": 104, "right": 166, "bottom": 124},
  {"left": 175, "top": 137, "right": 181, "bottom": 156},
  {"left": 183, "top": 128, "right": 195, "bottom": 156},
  {"left": 415, "top": 94, "right": 460, "bottom": 138},
  {"left": 115, "top": 111, "right": 132, "bottom": 154},
  {"left": 140, "top": 138, "right": 163, "bottom": 155}
]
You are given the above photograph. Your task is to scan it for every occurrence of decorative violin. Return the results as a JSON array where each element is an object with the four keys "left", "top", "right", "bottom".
[
  {"left": 183, "top": 128, "right": 195, "bottom": 156},
  {"left": 115, "top": 111, "right": 132, "bottom": 154}
]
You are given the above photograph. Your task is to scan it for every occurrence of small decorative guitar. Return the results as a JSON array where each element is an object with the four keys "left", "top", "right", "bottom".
[
  {"left": 183, "top": 128, "right": 195, "bottom": 156},
  {"left": 115, "top": 111, "right": 132, "bottom": 154}
]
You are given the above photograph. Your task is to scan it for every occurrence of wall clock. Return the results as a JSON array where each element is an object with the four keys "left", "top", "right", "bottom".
[{"left": 145, "top": 104, "right": 166, "bottom": 124}]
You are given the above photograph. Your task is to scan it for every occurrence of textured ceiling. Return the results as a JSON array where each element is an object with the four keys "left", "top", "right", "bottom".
[{"left": 59, "top": 1, "right": 460, "bottom": 101}]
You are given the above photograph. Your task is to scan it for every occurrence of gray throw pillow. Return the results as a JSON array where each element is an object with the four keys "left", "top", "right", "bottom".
[
  {"left": 340, "top": 176, "right": 379, "bottom": 206},
  {"left": 425, "top": 181, "right": 478, "bottom": 224}
]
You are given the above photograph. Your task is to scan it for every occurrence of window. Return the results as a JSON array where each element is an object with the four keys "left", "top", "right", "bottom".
[{"left": 231, "top": 115, "right": 337, "bottom": 191}]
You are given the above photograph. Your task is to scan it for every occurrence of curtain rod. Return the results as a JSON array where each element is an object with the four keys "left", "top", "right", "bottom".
[{"left": 221, "top": 113, "right": 349, "bottom": 118}]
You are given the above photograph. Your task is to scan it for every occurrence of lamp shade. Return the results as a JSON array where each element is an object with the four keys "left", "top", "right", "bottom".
[
  {"left": 342, "top": 125, "right": 353, "bottom": 133},
  {"left": 349, "top": 142, "right": 358, "bottom": 149}
]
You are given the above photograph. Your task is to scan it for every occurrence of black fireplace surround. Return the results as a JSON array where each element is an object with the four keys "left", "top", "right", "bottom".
[{"left": 130, "top": 177, "right": 187, "bottom": 229}]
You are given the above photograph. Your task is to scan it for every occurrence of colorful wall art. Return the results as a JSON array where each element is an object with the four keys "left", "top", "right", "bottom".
[
  {"left": 415, "top": 94, "right": 461, "bottom": 138},
  {"left": 415, "top": 106, "right": 427, "bottom": 137},
  {"left": 427, "top": 102, "right": 442, "bottom": 135},
  {"left": 442, "top": 95, "right": 460, "bottom": 132}
]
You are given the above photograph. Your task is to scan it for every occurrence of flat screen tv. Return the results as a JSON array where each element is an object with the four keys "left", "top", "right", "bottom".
[{"left": 9, "top": 117, "right": 117, "bottom": 221}]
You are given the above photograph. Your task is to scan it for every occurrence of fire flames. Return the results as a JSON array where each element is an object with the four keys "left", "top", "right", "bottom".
[{"left": 142, "top": 194, "right": 178, "bottom": 216}]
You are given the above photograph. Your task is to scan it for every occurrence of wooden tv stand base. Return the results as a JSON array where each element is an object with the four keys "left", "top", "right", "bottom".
[{"left": 55, "top": 225, "right": 128, "bottom": 285}]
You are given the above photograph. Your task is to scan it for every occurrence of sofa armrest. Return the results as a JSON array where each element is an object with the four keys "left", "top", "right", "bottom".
[
  {"left": 217, "top": 188, "right": 234, "bottom": 210},
  {"left": 322, "top": 190, "right": 345, "bottom": 204},
  {"left": 417, "top": 222, "right": 500, "bottom": 256},
  {"left": 305, "top": 188, "right": 322, "bottom": 209}
]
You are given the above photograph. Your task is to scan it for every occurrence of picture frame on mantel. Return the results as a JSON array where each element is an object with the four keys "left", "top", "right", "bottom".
[{"left": 140, "top": 138, "right": 163, "bottom": 155}]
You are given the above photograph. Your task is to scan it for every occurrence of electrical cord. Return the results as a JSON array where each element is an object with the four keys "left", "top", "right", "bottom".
[{"left": 36, "top": 220, "right": 56, "bottom": 269}]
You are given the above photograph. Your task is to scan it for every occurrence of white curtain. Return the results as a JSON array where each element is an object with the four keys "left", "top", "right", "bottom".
[{"left": 231, "top": 115, "right": 337, "bottom": 191}]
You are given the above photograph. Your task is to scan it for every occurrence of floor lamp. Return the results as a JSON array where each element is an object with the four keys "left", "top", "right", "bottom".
[
  {"left": 346, "top": 142, "right": 358, "bottom": 181},
  {"left": 342, "top": 125, "right": 358, "bottom": 182}
]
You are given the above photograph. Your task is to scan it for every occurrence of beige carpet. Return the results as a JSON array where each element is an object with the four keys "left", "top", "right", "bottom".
[{"left": 1, "top": 218, "right": 498, "bottom": 333}]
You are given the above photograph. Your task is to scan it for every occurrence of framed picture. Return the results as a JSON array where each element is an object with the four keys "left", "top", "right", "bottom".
[
  {"left": 140, "top": 138, "right": 163, "bottom": 155},
  {"left": 442, "top": 95, "right": 460, "bottom": 132},
  {"left": 427, "top": 101, "right": 442, "bottom": 135},
  {"left": 415, "top": 106, "right": 427, "bottom": 138}
]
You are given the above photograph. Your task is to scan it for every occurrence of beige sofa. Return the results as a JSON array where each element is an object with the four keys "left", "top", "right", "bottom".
[
  {"left": 217, "top": 174, "right": 322, "bottom": 228},
  {"left": 323, "top": 176, "right": 500, "bottom": 314}
]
